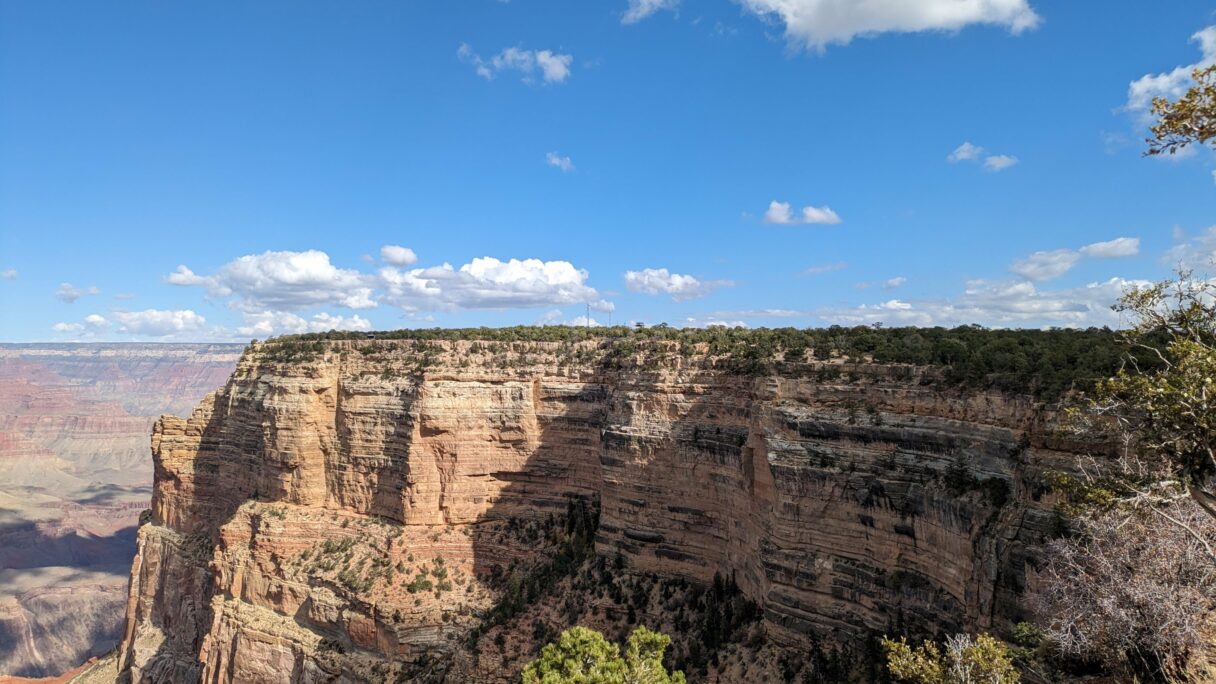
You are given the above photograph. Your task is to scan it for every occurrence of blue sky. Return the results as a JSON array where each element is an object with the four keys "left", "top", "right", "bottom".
[{"left": 2, "top": 0, "right": 1216, "bottom": 341}]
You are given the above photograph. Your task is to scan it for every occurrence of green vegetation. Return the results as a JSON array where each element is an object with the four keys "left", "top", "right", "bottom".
[
  {"left": 1035, "top": 273, "right": 1216, "bottom": 682},
  {"left": 482, "top": 498, "right": 600, "bottom": 630},
  {"left": 882, "top": 633, "right": 1020, "bottom": 684},
  {"left": 521, "top": 625, "right": 685, "bottom": 684},
  {"left": 257, "top": 324, "right": 1143, "bottom": 401}
]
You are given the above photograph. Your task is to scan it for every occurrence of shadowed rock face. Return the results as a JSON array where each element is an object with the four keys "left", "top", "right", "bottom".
[
  {"left": 0, "top": 344, "right": 242, "bottom": 679},
  {"left": 117, "top": 339, "right": 1083, "bottom": 683}
]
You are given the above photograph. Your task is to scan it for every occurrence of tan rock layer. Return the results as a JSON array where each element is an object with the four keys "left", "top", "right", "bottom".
[{"left": 118, "top": 340, "right": 1080, "bottom": 682}]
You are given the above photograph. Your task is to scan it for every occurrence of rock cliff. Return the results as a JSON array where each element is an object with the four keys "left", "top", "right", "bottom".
[{"left": 116, "top": 336, "right": 1083, "bottom": 682}]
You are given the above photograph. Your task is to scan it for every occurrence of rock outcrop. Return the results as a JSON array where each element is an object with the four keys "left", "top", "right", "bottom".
[{"left": 117, "top": 337, "right": 1080, "bottom": 682}]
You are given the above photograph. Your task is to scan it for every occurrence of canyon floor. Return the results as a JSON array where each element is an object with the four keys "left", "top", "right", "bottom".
[{"left": 0, "top": 344, "right": 242, "bottom": 679}]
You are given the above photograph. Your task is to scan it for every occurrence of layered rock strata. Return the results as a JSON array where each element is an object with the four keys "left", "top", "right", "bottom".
[{"left": 118, "top": 339, "right": 1079, "bottom": 682}]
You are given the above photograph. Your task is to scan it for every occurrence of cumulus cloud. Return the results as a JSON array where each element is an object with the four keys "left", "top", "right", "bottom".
[
  {"left": 818, "top": 277, "right": 1146, "bottom": 328},
  {"left": 236, "top": 311, "right": 372, "bottom": 337},
  {"left": 380, "top": 245, "right": 418, "bottom": 266},
  {"left": 948, "top": 142, "right": 1018, "bottom": 171},
  {"left": 983, "top": 154, "right": 1019, "bottom": 171},
  {"left": 84, "top": 314, "right": 109, "bottom": 328},
  {"left": 1010, "top": 237, "right": 1140, "bottom": 281},
  {"left": 167, "top": 250, "right": 376, "bottom": 312},
  {"left": 763, "top": 200, "right": 841, "bottom": 225},
  {"left": 169, "top": 248, "right": 616, "bottom": 325},
  {"left": 546, "top": 152, "right": 575, "bottom": 172},
  {"left": 381, "top": 256, "right": 611, "bottom": 312},
  {"left": 458, "top": 43, "right": 573, "bottom": 84},
  {"left": 1164, "top": 225, "right": 1216, "bottom": 269},
  {"left": 1080, "top": 237, "right": 1140, "bottom": 258},
  {"left": 683, "top": 316, "right": 748, "bottom": 328},
  {"left": 623, "top": 0, "right": 678, "bottom": 24},
  {"left": 1127, "top": 26, "right": 1216, "bottom": 113},
  {"left": 1, "top": 268, "right": 16, "bottom": 280},
  {"left": 1009, "top": 249, "right": 1082, "bottom": 281},
  {"left": 623, "top": 267, "right": 733, "bottom": 302},
  {"left": 51, "top": 322, "right": 83, "bottom": 333},
  {"left": 55, "top": 282, "right": 99, "bottom": 303},
  {"left": 112, "top": 309, "right": 207, "bottom": 337},
  {"left": 737, "top": 0, "right": 1040, "bottom": 51},
  {"left": 565, "top": 315, "right": 603, "bottom": 327},
  {"left": 948, "top": 142, "right": 985, "bottom": 162}
]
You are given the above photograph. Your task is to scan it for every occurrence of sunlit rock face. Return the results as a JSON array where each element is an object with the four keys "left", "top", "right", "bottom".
[
  {"left": 0, "top": 344, "right": 242, "bottom": 679},
  {"left": 117, "top": 338, "right": 1076, "bottom": 683}
]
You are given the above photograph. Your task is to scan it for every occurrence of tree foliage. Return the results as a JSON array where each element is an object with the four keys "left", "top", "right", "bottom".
[
  {"left": 262, "top": 324, "right": 1136, "bottom": 401},
  {"left": 882, "top": 633, "right": 1020, "bottom": 684},
  {"left": 1059, "top": 274, "right": 1216, "bottom": 551},
  {"left": 1147, "top": 64, "right": 1216, "bottom": 157},
  {"left": 520, "top": 626, "right": 686, "bottom": 684}
]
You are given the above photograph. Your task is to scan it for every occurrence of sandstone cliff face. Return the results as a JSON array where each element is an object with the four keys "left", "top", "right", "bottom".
[{"left": 118, "top": 339, "right": 1078, "bottom": 682}]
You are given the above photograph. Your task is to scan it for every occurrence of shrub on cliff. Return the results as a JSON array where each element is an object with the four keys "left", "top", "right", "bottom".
[
  {"left": 1030, "top": 503, "right": 1216, "bottom": 682},
  {"left": 521, "top": 625, "right": 685, "bottom": 684},
  {"left": 882, "top": 633, "right": 1019, "bottom": 684},
  {"left": 264, "top": 324, "right": 1137, "bottom": 401}
]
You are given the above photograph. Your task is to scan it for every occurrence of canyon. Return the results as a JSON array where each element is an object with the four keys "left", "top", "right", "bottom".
[
  {"left": 111, "top": 332, "right": 1088, "bottom": 682},
  {"left": 0, "top": 344, "right": 243, "bottom": 679}
]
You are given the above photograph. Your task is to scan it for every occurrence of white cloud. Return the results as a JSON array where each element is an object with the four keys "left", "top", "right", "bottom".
[
  {"left": 983, "top": 154, "right": 1019, "bottom": 171},
  {"left": 51, "top": 322, "right": 83, "bottom": 333},
  {"left": 763, "top": 200, "right": 841, "bottom": 225},
  {"left": 565, "top": 315, "right": 603, "bottom": 327},
  {"left": 84, "top": 314, "right": 109, "bottom": 328},
  {"left": 168, "top": 250, "right": 376, "bottom": 311},
  {"left": 546, "top": 152, "right": 575, "bottom": 172},
  {"left": 684, "top": 316, "right": 748, "bottom": 328},
  {"left": 534, "top": 51, "right": 574, "bottom": 83},
  {"left": 623, "top": 267, "right": 733, "bottom": 301},
  {"left": 884, "top": 276, "right": 908, "bottom": 289},
  {"left": 236, "top": 311, "right": 372, "bottom": 337},
  {"left": 1164, "top": 225, "right": 1216, "bottom": 269},
  {"left": 1010, "top": 237, "right": 1140, "bottom": 281},
  {"left": 0, "top": 268, "right": 16, "bottom": 280},
  {"left": 801, "top": 205, "right": 842, "bottom": 225},
  {"left": 380, "top": 245, "right": 418, "bottom": 266},
  {"left": 112, "top": 309, "right": 207, "bottom": 337},
  {"left": 948, "top": 142, "right": 985, "bottom": 162},
  {"left": 55, "top": 282, "right": 99, "bottom": 303},
  {"left": 803, "top": 262, "right": 847, "bottom": 275},
  {"left": 173, "top": 248, "right": 615, "bottom": 319},
  {"left": 623, "top": 0, "right": 678, "bottom": 24},
  {"left": 708, "top": 308, "right": 810, "bottom": 319},
  {"left": 948, "top": 142, "right": 1018, "bottom": 171},
  {"left": 1009, "top": 248, "right": 1082, "bottom": 281},
  {"left": 1079, "top": 237, "right": 1140, "bottom": 259},
  {"left": 737, "top": 0, "right": 1040, "bottom": 51},
  {"left": 381, "top": 256, "right": 611, "bottom": 312},
  {"left": 458, "top": 43, "right": 573, "bottom": 84},
  {"left": 1127, "top": 26, "right": 1216, "bottom": 113},
  {"left": 818, "top": 277, "right": 1147, "bottom": 328},
  {"left": 764, "top": 200, "right": 794, "bottom": 224}
]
